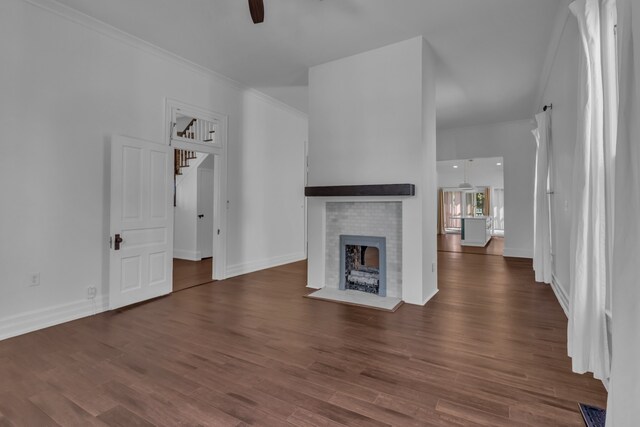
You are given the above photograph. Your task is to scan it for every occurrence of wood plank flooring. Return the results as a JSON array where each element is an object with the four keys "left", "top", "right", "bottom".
[
  {"left": 173, "top": 258, "right": 214, "bottom": 292},
  {"left": 0, "top": 255, "right": 606, "bottom": 426},
  {"left": 438, "top": 234, "right": 504, "bottom": 256}
]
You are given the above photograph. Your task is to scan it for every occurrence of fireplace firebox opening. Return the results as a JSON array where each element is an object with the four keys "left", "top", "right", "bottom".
[{"left": 339, "top": 235, "right": 387, "bottom": 297}]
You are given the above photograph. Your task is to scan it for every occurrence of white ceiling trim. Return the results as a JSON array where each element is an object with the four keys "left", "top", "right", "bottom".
[
  {"left": 532, "top": 0, "right": 572, "bottom": 115},
  {"left": 21, "top": 0, "right": 308, "bottom": 119}
]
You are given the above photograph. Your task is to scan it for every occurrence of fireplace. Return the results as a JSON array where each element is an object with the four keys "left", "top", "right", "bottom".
[
  {"left": 339, "top": 235, "right": 387, "bottom": 297},
  {"left": 324, "top": 202, "right": 400, "bottom": 298}
]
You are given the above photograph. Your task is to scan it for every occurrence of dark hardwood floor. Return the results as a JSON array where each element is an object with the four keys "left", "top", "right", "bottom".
[
  {"left": 0, "top": 255, "right": 605, "bottom": 426},
  {"left": 438, "top": 233, "right": 504, "bottom": 256},
  {"left": 173, "top": 258, "right": 214, "bottom": 292}
]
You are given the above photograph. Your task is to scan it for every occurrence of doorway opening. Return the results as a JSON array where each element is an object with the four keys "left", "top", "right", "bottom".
[
  {"left": 436, "top": 157, "right": 504, "bottom": 256},
  {"left": 173, "top": 149, "right": 216, "bottom": 292},
  {"left": 166, "top": 99, "right": 227, "bottom": 288}
]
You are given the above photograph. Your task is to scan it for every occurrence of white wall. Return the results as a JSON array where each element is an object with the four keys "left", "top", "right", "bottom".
[
  {"left": 438, "top": 120, "right": 536, "bottom": 258},
  {"left": 226, "top": 91, "right": 308, "bottom": 276},
  {"left": 607, "top": 1, "right": 640, "bottom": 421},
  {"left": 307, "top": 37, "right": 438, "bottom": 305},
  {"left": 420, "top": 39, "right": 438, "bottom": 302},
  {"left": 174, "top": 165, "right": 199, "bottom": 260},
  {"left": 539, "top": 13, "right": 579, "bottom": 302},
  {"left": 0, "top": 0, "right": 307, "bottom": 340},
  {"left": 196, "top": 155, "right": 215, "bottom": 259}
]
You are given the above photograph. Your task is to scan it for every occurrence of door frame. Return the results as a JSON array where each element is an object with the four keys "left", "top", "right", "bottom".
[
  {"left": 197, "top": 167, "right": 215, "bottom": 259},
  {"left": 165, "top": 99, "right": 228, "bottom": 281}
]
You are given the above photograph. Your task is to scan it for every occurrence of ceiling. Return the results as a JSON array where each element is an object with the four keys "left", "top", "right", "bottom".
[
  {"left": 437, "top": 157, "right": 504, "bottom": 189},
  {"left": 437, "top": 157, "right": 504, "bottom": 175},
  {"left": 54, "top": 0, "right": 562, "bottom": 129}
]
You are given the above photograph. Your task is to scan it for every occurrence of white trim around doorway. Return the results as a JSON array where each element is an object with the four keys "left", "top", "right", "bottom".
[{"left": 165, "top": 99, "right": 228, "bottom": 281}]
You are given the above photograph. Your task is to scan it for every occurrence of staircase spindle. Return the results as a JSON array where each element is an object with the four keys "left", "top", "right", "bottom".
[{"left": 174, "top": 150, "right": 181, "bottom": 175}]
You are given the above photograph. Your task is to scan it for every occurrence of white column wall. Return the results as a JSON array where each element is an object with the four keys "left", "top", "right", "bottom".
[{"left": 307, "top": 37, "right": 438, "bottom": 305}]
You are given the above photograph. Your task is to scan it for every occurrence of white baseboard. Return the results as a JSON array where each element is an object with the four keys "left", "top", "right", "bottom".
[
  {"left": 402, "top": 289, "right": 439, "bottom": 306},
  {"left": 503, "top": 247, "right": 533, "bottom": 258},
  {"left": 551, "top": 274, "right": 569, "bottom": 317},
  {"left": 0, "top": 296, "right": 109, "bottom": 341},
  {"left": 226, "top": 252, "right": 306, "bottom": 278},
  {"left": 419, "top": 288, "right": 439, "bottom": 306},
  {"left": 402, "top": 288, "right": 440, "bottom": 306},
  {"left": 550, "top": 275, "right": 609, "bottom": 391},
  {"left": 173, "top": 249, "right": 201, "bottom": 261}
]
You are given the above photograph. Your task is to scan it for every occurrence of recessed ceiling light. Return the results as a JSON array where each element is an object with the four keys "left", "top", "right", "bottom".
[
  {"left": 496, "top": 162, "right": 502, "bottom": 166},
  {"left": 453, "top": 165, "right": 459, "bottom": 168}
]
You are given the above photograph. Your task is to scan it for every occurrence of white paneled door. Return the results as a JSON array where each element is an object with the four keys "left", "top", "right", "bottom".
[{"left": 110, "top": 136, "right": 173, "bottom": 309}]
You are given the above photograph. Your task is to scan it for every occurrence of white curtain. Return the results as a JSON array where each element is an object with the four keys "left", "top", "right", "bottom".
[
  {"left": 606, "top": 0, "right": 640, "bottom": 424},
  {"left": 532, "top": 112, "right": 552, "bottom": 284},
  {"left": 568, "top": 0, "right": 617, "bottom": 382}
]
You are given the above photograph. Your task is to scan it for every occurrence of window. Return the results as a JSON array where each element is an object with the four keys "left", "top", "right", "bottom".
[
  {"left": 166, "top": 100, "right": 226, "bottom": 153},
  {"left": 173, "top": 112, "right": 218, "bottom": 145},
  {"left": 443, "top": 191, "right": 463, "bottom": 232},
  {"left": 465, "top": 191, "right": 486, "bottom": 217}
]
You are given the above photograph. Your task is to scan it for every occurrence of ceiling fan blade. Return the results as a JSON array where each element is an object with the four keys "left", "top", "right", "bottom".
[{"left": 248, "top": 0, "right": 264, "bottom": 24}]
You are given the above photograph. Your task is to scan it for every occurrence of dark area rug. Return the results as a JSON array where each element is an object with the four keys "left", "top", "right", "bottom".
[{"left": 579, "top": 403, "right": 606, "bottom": 427}]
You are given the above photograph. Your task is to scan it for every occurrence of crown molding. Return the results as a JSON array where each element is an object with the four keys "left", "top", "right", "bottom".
[
  {"left": 242, "top": 88, "right": 309, "bottom": 120},
  {"left": 20, "top": 0, "right": 308, "bottom": 119},
  {"left": 437, "top": 117, "right": 534, "bottom": 134}
]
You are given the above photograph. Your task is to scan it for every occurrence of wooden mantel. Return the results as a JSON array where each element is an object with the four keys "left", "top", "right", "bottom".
[{"left": 304, "top": 184, "right": 415, "bottom": 197}]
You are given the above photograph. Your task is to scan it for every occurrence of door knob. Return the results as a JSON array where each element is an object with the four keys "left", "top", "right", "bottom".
[
  {"left": 114, "top": 234, "right": 123, "bottom": 250},
  {"left": 198, "top": 214, "right": 204, "bottom": 218}
]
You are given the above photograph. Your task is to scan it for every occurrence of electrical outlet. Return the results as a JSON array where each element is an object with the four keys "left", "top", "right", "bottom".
[
  {"left": 28, "top": 272, "right": 40, "bottom": 287},
  {"left": 87, "top": 286, "right": 97, "bottom": 299}
]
